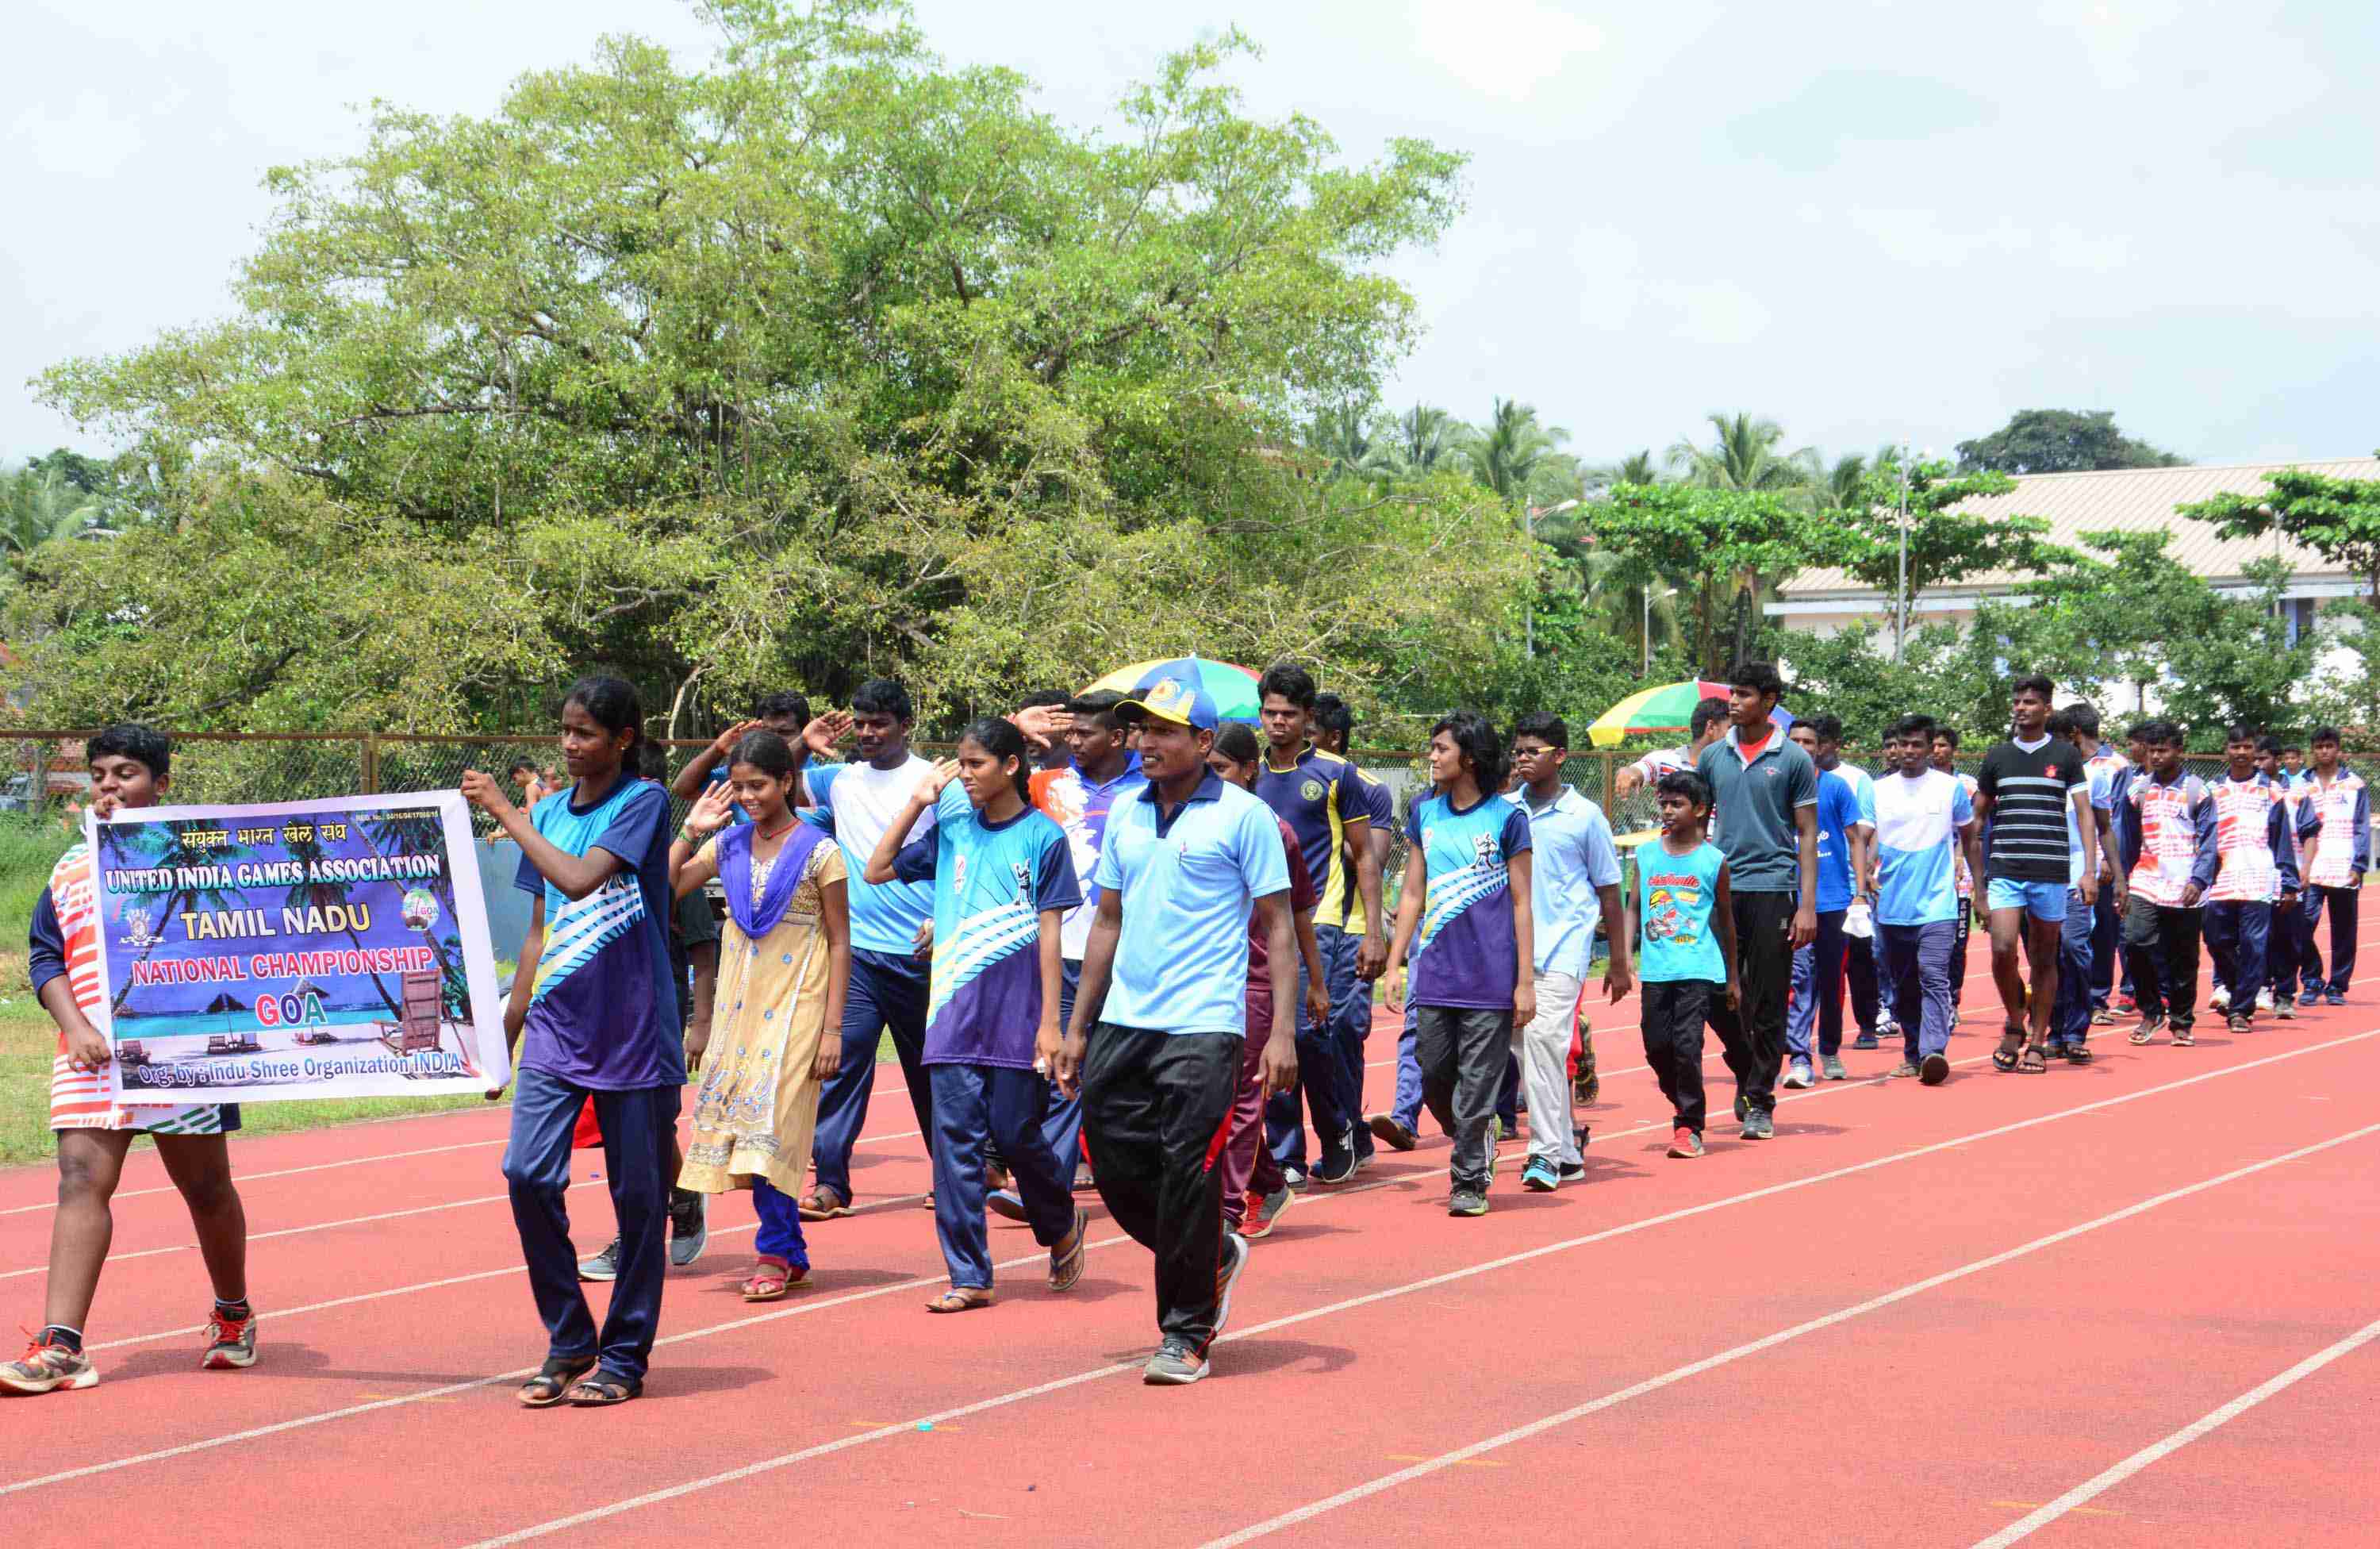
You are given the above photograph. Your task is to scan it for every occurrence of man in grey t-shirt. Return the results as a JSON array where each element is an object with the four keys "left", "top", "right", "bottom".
[{"left": 1693, "top": 663, "right": 1818, "bottom": 1140}]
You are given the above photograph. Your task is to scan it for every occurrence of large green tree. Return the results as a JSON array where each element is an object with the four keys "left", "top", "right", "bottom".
[
  {"left": 1955, "top": 409, "right": 2186, "bottom": 475},
  {"left": 1834, "top": 458, "right": 2069, "bottom": 655},
  {"left": 21, "top": 2, "right": 1479, "bottom": 734},
  {"left": 1575, "top": 482, "right": 1851, "bottom": 675},
  {"left": 2180, "top": 456, "right": 2380, "bottom": 608}
]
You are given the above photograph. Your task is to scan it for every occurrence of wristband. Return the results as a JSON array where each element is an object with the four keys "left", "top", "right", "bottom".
[{"left": 678, "top": 824, "right": 704, "bottom": 847}]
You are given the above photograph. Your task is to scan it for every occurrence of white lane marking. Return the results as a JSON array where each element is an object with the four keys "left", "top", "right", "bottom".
[
  {"left": 1198, "top": 1127, "right": 2380, "bottom": 1547},
  {"left": 1968, "top": 1314, "right": 2380, "bottom": 1548},
  {"left": 448, "top": 1032, "right": 2380, "bottom": 1546},
  {"left": 0, "top": 1177, "right": 1393, "bottom": 1496}
]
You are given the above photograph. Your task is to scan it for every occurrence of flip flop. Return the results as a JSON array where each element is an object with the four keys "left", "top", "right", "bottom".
[
  {"left": 925, "top": 1289, "right": 993, "bottom": 1314},
  {"left": 1048, "top": 1208, "right": 1088, "bottom": 1293},
  {"left": 797, "top": 1188, "right": 852, "bottom": 1221},
  {"left": 518, "top": 1355, "right": 597, "bottom": 1409},
  {"left": 564, "top": 1372, "right": 641, "bottom": 1406}
]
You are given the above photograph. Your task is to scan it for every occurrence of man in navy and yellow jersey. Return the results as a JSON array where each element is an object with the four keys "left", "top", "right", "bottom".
[
  {"left": 1253, "top": 662, "right": 1385, "bottom": 1186},
  {"left": 1312, "top": 692, "right": 1396, "bottom": 1170}
]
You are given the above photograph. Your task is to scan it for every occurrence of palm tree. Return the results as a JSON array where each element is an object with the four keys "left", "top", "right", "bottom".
[
  {"left": 1813, "top": 444, "right": 1901, "bottom": 512},
  {"left": 1390, "top": 402, "right": 1469, "bottom": 475},
  {"left": 2, "top": 467, "right": 105, "bottom": 555},
  {"left": 1306, "top": 401, "right": 1383, "bottom": 479},
  {"left": 1466, "top": 398, "right": 1578, "bottom": 506},
  {"left": 1665, "top": 412, "right": 1815, "bottom": 494}
]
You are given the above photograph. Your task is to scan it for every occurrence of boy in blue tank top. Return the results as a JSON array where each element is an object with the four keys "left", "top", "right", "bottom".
[
  {"left": 1383, "top": 711, "right": 1534, "bottom": 1217},
  {"left": 1637, "top": 771, "right": 1739, "bottom": 1159}
]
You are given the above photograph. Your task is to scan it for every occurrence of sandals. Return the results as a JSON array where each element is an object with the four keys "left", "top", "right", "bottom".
[
  {"left": 518, "top": 1355, "right": 597, "bottom": 1409},
  {"left": 1990, "top": 1025, "right": 2027, "bottom": 1072},
  {"left": 2063, "top": 1043, "right": 2094, "bottom": 1064},
  {"left": 565, "top": 1373, "right": 641, "bottom": 1406},
  {"left": 925, "top": 1288, "right": 993, "bottom": 1314},
  {"left": 742, "top": 1255, "right": 807, "bottom": 1302},
  {"left": 797, "top": 1188, "right": 852, "bottom": 1221},
  {"left": 1048, "top": 1208, "right": 1088, "bottom": 1293},
  {"left": 2014, "top": 1044, "right": 2049, "bottom": 1074},
  {"left": 2129, "top": 1017, "right": 2163, "bottom": 1045},
  {"left": 2171, "top": 1024, "right": 2196, "bottom": 1047}
]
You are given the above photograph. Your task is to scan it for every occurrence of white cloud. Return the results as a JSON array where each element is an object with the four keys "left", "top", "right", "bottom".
[{"left": 1405, "top": 0, "right": 1605, "bottom": 102}]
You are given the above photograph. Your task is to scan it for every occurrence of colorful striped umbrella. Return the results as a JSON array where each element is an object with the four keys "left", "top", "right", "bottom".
[
  {"left": 1081, "top": 655, "right": 1261, "bottom": 725},
  {"left": 1586, "top": 679, "right": 1792, "bottom": 748}
]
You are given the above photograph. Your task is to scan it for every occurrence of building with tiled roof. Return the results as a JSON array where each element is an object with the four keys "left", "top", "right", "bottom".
[{"left": 1769, "top": 457, "right": 2379, "bottom": 644}]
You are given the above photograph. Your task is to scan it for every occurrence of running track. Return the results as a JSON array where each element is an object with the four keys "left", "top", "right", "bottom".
[{"left": 5, "top": 931, "right": 2376, "bottom": 1548}]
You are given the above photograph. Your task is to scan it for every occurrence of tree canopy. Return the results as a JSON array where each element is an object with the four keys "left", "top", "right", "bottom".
[
  {"left": 1955, "top": 409, "right": 2186, "bottom": 475},
  {"left": 15, "top": 1, "right": 1507, "bottom": 736},
  {"left": 2181, "top": 456, "right": 2380, "bottom": 608}
]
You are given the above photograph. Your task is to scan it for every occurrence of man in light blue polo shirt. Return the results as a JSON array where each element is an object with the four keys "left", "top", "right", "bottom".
[
  {"left": 1505, "top": 713, "right": 1631, "bottom": 1191},
  {"left": 1058, "top": 669, "right": 1294, "bottom": 1387}
]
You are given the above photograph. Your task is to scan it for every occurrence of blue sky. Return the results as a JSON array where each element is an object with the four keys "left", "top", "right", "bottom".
[{"left": 8, "top": 0, "right": 2376, "bottom": 470}]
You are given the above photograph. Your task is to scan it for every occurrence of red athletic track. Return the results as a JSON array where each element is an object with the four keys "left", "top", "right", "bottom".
[{"left": 5, "top": 931, "right": 2376, "bottom": 1549}]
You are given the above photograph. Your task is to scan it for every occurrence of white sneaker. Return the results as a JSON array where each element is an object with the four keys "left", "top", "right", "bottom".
[
  {"left": 2209, "top": 984, "right": 2232, "bottom": 1012},
  {"left": 2255, "top": 988, "right": 2275, "bottom": 1013}
]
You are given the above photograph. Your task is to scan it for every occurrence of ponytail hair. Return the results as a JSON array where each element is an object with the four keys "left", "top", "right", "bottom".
[
  {"left": 561, "top": 675, "right": 645, "bottom": 758},
  {"left": 962, "top": 716, "right": 1031, "bottom": 801}
]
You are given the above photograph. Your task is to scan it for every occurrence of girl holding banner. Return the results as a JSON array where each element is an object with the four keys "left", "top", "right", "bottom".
[{"left": 669, "top": 732, "right": 852, "bottom": 1302}]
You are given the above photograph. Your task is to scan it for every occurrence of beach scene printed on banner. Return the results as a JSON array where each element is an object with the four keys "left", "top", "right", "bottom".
[{"left": 89, "top": 790, "right": 509, "bottom": 1101}]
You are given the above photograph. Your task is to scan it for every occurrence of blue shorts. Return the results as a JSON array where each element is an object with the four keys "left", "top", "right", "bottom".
[{"left": 1986, "top": 876, "right": 2067, "bottom": 923}]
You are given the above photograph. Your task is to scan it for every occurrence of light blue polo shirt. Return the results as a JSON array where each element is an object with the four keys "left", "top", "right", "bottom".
[
  {"left": 1519, "top": 785, "right": 1622, "bottom": 980},
  {"left": 1093, "top": 771, "right": 1292, "bottom": 1036}
]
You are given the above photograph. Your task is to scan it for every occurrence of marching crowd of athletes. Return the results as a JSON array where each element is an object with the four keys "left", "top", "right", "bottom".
[{"left": 13, "top": 661, "right": 2365, "bottom": 1398}]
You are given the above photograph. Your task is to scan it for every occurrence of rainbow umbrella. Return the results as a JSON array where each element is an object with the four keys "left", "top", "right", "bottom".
[
  {"left": 1082, "top": 655, "right": 1261, "bottom": 724},
  {"left": 1586, "top": 679, "right": 1793, "bottom": 748}
]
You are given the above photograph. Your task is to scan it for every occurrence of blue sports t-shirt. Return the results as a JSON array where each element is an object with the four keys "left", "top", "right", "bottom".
[
  {"left": 893, "top": 786, "right": 1082, "bottom": 1068},
  {"left": 1094, "top": 774, "right": 1292, "bottom": 1036},
  {"left": 1814, "top": 767, "right": 1872, "bottom": 914},
  {"left": 1637, "top": 839, "right": 1726, "bottom": 984},
  {"left": 1871, "top": 768, "right": 1974, "bottom": 927},
  {"left": 1403, "top": 791, "right": 1533, "bottom": 1009},
  {"left": 512, "top": 776, "right": 686, "bottom": 1090}
]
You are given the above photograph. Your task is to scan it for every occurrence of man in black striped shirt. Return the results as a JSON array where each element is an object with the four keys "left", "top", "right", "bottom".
[{"left": 1974, "top": 675, "right": 2096, "bottom": 1070}]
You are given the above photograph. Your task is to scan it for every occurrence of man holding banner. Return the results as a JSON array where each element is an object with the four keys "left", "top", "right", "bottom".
[{"left": 6, "top": 726, "right": 256, "bottom": 1396}]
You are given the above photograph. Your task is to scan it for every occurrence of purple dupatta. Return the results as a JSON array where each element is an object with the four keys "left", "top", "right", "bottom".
[{"left": 716, "top": 820, "right": 827, "bottom": 940}]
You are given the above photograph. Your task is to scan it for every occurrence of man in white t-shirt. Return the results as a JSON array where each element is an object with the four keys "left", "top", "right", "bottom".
[{"left": 793, "top": 678, "right": 940, "bottom": 1218}]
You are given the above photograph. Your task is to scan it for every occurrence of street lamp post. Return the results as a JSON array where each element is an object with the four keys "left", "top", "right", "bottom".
[
  {"left": 1894, "top": 442, "right": 1910, "bottom": 665},
  {"left": 1643, "top": 584, "right": 1675, "bottom": 676}
]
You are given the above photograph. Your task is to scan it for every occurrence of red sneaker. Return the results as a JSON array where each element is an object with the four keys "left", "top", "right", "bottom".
[
  {"left": 1667, "top": 1126, "right": 1705, "bottom": 1159},
  {"left": 0, "top": 1336, "right": 95, "bottom": 1393},
  {"left": 1241, "top": 1185, "right": 1292, "bottom": 1241},
  {"left": 202, "top": 1310, "right": 257, "bottom": 1370}
]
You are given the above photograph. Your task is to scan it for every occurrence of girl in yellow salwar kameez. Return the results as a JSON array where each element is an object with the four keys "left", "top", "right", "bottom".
[{"left": 670, "top": 732, "right": 850, "bottom": 1301}]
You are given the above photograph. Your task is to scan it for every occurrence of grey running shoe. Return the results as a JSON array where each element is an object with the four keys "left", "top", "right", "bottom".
[
  {"left": 1782, "top": 1059, "right": 1814, "bottom": 1090},
  {"left": 0, "top": 1339, "right": 96, "bottom": 1393},
  {"left": 1741, "top": 1109, "right": 1774, "bottom": 1140},
  {"left": 1448, "top": 1190, "right": 1491, "bottom": 1217},
  {"left": 1887, "top": 1060, "right": 1920, "bottom": 1078},
  {"left": 1213, "top": 1232, "right": 1250, "bottom": 1336},
  {"left": 1143, "top": 1338, "right": 1210, "bottom": 1386},
  {"left": 578, "top": 1238, "right": 621, "bottom": 1282},
  {"left": 669, "top": 1190, "right": 709, "bottom": 1268},
  {"left": 1821, "top": 1054, "right": 1849, "bottom": 1082}
]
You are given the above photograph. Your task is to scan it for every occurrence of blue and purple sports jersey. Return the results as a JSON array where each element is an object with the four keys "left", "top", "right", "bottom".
[
  {"left": 1403, "top": 791, "right": 1533, "bottom": 1009},
  {"left": 894, "top": 785, "right": 1082, "bottom": 1068},
  {"left": 512, "top": 776, "right": 686, "bottom": 1090}
]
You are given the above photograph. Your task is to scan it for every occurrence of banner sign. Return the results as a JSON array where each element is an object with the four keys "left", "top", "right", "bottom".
[{"left": 87, "top": 791, "right": 509, "bottom": 1102}]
